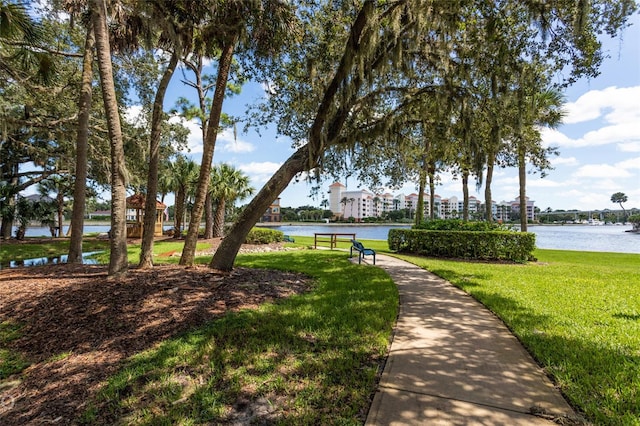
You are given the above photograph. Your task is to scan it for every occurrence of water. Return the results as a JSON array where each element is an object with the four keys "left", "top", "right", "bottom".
[
  {"left": 265, "top": 224, "right": 639, "bottom": 254},
  {"left": 528, "top": 225, "right": 639, "bottom": 254},
  {"left": 8, "top": 223, "right": 639, "bottom": 256},
  {"left": 0, "top": 251, "right": 103, "bottom": 270}
]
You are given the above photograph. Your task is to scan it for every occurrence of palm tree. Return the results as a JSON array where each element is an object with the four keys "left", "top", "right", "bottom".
[
  {"left": 139, "top": 1, "right": 199, "bottom": 268},
  {"left": 68, "top": 19, "right": 95, "bottom": 264},
  {"left": 91, "top": 0, "right": 128, "bottom": 277},
  {"left": 513, "top": 82, "right": 565, "bottom": 232},
  {"left": 180, "top": 0, "right": 297, "bottom": 265},
  {"left": 209, "top": 164, "right": 253, "bottom": 238},
  {"left": 38, "top": 176, "right": 71, "bottom": 237},
  {"left": 166, "top": 156, "right": 199, "bottom": 238},
  {"left": 611, "top": 192, "right": 628, "bottom": 221}
]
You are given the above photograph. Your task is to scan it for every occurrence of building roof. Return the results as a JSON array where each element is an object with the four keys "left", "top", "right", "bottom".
[{"left": 126, "top": 194, "right": 166, "bottom": 210}]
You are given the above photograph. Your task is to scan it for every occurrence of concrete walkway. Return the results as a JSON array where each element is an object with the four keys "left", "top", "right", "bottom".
[{"left": 363, "top": 254, "right": 577, "bottom": 425}]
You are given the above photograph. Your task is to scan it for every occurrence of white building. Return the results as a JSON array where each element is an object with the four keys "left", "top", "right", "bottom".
[{"left": 328, "top": 181, "right": 533, "bottom": 221}]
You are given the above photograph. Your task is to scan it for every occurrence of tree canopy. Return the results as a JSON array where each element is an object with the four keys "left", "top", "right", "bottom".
[{"left": 1, "top": 0, "right": 636, "bottom": 274}]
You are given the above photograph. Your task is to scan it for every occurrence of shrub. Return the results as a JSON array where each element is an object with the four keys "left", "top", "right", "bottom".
[
  {"left": 244, "top": 227, "right": 284, "bottom": 244},
  {"left": 388, "top": 228, "right": 536, "bottom": 263},
  {"left": 414, "top": 219, "right": 512, "bottom": 232}
]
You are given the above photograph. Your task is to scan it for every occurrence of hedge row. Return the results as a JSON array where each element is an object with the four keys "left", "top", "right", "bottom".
[
  {"left": 414, "top": 218, "right": 511, "bottom": 232},
  {"left": 244, "top": 227, "right": 284, "bottom": 244},
  {"left": 388, "top": 228, "right": 536, "bottom": 263}
]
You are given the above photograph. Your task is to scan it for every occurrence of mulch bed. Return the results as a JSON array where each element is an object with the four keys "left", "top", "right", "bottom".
[{"left": 0, "top": 242, "right": 310, "bottom": 425}]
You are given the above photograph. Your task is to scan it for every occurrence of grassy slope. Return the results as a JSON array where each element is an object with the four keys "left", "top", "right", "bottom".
[
  {"left": 83, "top": 250, "right": 398, "bottom": 424},
  {"left": 393, "top": 249, "right": 640, "bottom": 425}
]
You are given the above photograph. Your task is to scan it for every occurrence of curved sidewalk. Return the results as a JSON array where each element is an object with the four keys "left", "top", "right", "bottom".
[{"left": 364, "top": 254, "right": 577, "bottom": 425}]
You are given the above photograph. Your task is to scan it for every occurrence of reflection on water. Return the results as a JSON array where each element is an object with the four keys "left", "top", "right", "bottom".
[{"left": 0, "top": 251, "right": 103, "bottom": 270}]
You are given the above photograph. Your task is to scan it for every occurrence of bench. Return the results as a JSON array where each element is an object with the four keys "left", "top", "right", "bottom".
[
  {"left": 350, "top": 240, "right": 376, "bottom": 265},
  {"left": 283, "top": 235, "right": 295, "bottom": 243}
]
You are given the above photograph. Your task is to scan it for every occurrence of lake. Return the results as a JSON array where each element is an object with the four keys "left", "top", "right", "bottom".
[
  {"left": 266, "top": 224, "right": 639, "bottom": 254},
  {"left": 13, "top": 223, "right": 640, "bottom": 254}
]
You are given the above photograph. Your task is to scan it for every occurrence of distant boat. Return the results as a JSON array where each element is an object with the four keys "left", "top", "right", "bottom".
[{"left": 588, "top": 219, "right": 604, "bottom": 226}]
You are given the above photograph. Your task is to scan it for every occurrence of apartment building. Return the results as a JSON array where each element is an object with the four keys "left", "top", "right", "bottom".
[{"left": 328, "top": 182, "right": 534, "bottom": 221}]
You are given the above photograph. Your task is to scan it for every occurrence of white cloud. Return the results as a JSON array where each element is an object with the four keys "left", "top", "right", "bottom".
[
  {"left": 168, "top": 116, "right": 204, "bottom": 153},
  {"left": 125, "top": 105, "right": 146, "bottom": 126},
  {"left": 618, "top": 142, "right": 640, "bottom": 152},
  {"left": 550, "top": 156, "right": 579, "bottom": 166},
  {"left": 541, "top": 128, "right": 574, "bottom": 148},
  {"left": 564, "top": 86, "right": 640, "bottom": 125},
  {"left": 615, "top": 156, "right": 640, "bottom": 171},
  {"left": 238, "top": 161, "right": 282, "bottom": 184},
  {"left": 573, "top": 164, "right": 633, "bottom": 178},
  {"left": 544, "top": 86, "right": 640, "bottom": 149},
  {"left": 527, "top": 178, "right": 566, "bottom": 188},
  {"left": 218, "top": 128, "right": 256, "bottom": 153}
]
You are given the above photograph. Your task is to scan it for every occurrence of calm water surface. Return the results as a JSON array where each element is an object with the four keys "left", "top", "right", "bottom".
[
  {"left": 268, "top": 224, "right": 639, "bottom": 254},
  {"left": 14, "top": 223, "right": 640, "bottom": 254}
]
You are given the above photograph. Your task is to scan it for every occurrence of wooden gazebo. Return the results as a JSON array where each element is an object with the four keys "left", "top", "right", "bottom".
[{"left": 126, "top": 194, "right": 166, "bottom": 238}]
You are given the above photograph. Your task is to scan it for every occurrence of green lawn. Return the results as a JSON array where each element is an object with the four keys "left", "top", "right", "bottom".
[
  {"left": 393, "top": 249, "right": 640, "bottom": 425},
  {"left": 83, "top": 250, "right": 398, "bottom": 424},
  {"left": 3, "top": 237, "right": 639, "bottom": 424},
  {"left": 0, "top": 238, "right": 110, "bottom": 263}
]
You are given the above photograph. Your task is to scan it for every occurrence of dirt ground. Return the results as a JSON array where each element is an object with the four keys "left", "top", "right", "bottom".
[{"left": 0, "top": 240, "right": 310, "bottom": 425}]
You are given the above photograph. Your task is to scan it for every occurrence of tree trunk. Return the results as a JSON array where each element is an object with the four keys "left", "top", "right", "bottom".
[
  {"left": 462, "top": 169, "right": 469, "bottom": 221},
  {"left": 91, "top": 0, "right": 128, "bottom": 278},
  {"left": 485, "top": 153, "right": 495, "bottom": 223},
  {"left": 210, "top": 147, "right": 308, "bottom": 271},
  {"left": 428, "top": 161, "right": 436, "bottom": 220},
  {"left": 416, "top": 163, "right": 426, "bottom": 226},
  {"left": 204, "top": 192, "right": 214, "bottom": 239},
  {"left": 139, "top": 50, "right": 179, "bottom": 268},
  {"left": 181, "top": 37, "right": 237, "bottom": 266},
  {"left": 68, "top": 24, "right": 94, "bottom": 263},
  {"left": 56, "top": 191, "right": 64, "bottom": 237},
  {"left": 1, "top": 169, "right": 18, "bottom": 240},
  {"left": 518, "top": 146, "right": 527, "bottom": 231},
  {"left": 212, "top": 197, "right": 225, "bottom": 238},
  {"left": 174, "top": 187, "right": 185, "bottom": 238}
]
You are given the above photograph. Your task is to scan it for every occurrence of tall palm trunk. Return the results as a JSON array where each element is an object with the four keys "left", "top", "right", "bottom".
[
  {"left": 174, "top": 187, "right": 185, "bottom": 238},
  {"left": 428, "top": 161, "right": 436, "bottom": 220},
  {"left": 212, "top": 197, "right": 225, "bottom": 238},
  {"left": 91, "top": 0, "right": 128, "bottom": 277},
  {"left": 462, "top": 169, "right": 469, "bottom": 221},
  {"left": 484, "top": 151, "right": 495, "bottom": 222},
  {"left": 68, "top": 24, "right": 94, "bottom": 263},
  {"left": 139, "top": 51, "right": 179, "bottom": 268},
  {"left": 56, "top": 190, "right": 64, "bottom": 237},
  {"left": 518, "top": 144, "right": 527, "bottom": 231},
  {"left": 210, "top": 147, "right": 308, "bottom": 271},
  {"left": 181, "top": 37, "right": 237, "bottom": 266},
  {"left": 416, "top": 161, "right": 427, "bottom": 226},
  {"left": 204, "top": 192, "right": 214, "bottom": 239}
]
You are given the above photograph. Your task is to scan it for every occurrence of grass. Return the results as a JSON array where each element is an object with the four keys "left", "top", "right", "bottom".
[
  {"left": 0, "top": 320, "right": 29, "bottom": 380},
  {"left": 5, "top": 235, "right": 639, "bottom": 423},
  {"left": 284, "top": 235, "right": 389, "bottom": 253},
  {"left": 89, "top": 240, "right": 212, "bottom": 265},
  {"left": 0, "top": 239, "right": 110, "bottom": 263},
  {"left": 393, "top": 248, "right": 640, "bottom": 425},
  {"left": 82, "top": 250, "right": 398, "bottom": 424}
]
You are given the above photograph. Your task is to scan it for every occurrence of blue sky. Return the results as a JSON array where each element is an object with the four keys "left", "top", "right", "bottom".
[{"left": 157, "top": 14, "right": 640, "bottom": 212}]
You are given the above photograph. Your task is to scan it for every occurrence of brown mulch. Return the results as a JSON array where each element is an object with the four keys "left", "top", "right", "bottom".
[{"left": 0, "top": 241, "right": 311, "bottom": 425}]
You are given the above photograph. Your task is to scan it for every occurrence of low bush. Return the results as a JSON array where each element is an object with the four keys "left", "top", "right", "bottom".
[
  {"left": 414, "top": 219, "right": 512, "bottom": 231},
  {"left": 244, "top": 227, "right": 284, "bottom": 244},
  {"left": 388, "top": 228, "right": 535, "bottom": 262}
]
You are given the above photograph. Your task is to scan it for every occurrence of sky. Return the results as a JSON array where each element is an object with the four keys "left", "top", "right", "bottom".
[{"left": 154, "top": 13, "right": 640, "bottom": 212}]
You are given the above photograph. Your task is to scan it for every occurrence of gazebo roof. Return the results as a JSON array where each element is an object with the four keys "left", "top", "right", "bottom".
[{"left": 126, "top": 194, "right": 166, "bottom": 210}]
